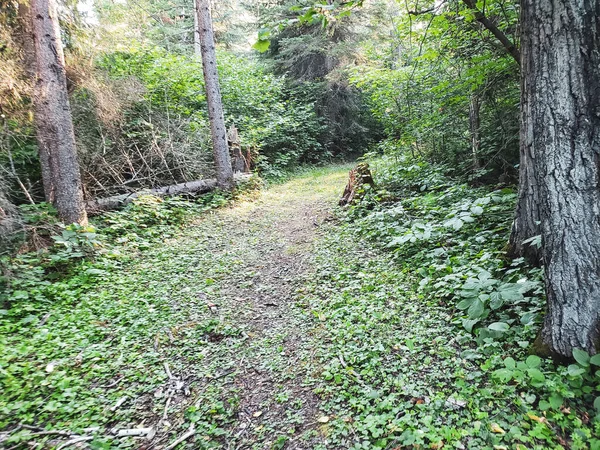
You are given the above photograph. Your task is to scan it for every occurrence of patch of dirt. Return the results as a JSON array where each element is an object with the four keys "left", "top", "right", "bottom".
[{"left": 216, "top": 197, "right": 336, "bottom": 449}]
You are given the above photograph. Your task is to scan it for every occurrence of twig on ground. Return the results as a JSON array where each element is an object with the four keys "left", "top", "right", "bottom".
[
  {"left": 100, "top": 376, "right": 123, "bottom": 389},
  {"left": 162, "top": 396, "right": 172, "bottom": 420},
  {"left": 113, "top": 427, "right": 155, "bottom": 439},
  {"left": 110, "top": 396, "right": 127, "bottom": 411},
  {"left": 163, "top": 362, "right": 173, "bottom": 380},
  {"left": 163, "top": 425, "right": 195, "bottom": 450},
  {"left": 56, "top": 436, "right": 94, "bottom": 449}
]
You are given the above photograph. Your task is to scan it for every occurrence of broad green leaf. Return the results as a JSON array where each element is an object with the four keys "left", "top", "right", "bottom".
[
  {"left": 462, "top": 318, "right": 479, "bottom": 332},
  {"left": 527, "top": 368, "right": 545, "bottom": 383},
  {"left": 567, "top": 364, "right": 586, "bottom": 377},
  {"left": 488, "top": 322, "right": 509, "bottom": 332},
  {"left": 549, "top": 394, "right": 563, "bottom": 409},
  {"left": 252, "top": 39, "right": 271, "bottom": 53},
  {"left": 504, "top": 357, "right": 516, "bottom": 369},
  {"left": 573, "top": 348, "right": 590, "bottom": 367},
  {"left": 526, "top": 355, "right": 541, "bottom": 369},
  {"left": 489, "top": 291, "right": 503, "bottom": 310},
  {"left": 492, "top": 368, "right": 513, "bottom": 382},
  {"left": 468, "top": 298, "right": 485, "bottom": 319},
  {"left": 589, "top": 354, "right": 600, "bottom": 366},
  {"left": 538, "top": 400, "right": 550, "bottom": 411},
  {"left": 456, "top": 298, "right": 475, "bottom": 310}
]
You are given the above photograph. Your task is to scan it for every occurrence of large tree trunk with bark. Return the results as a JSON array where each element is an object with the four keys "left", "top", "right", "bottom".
[
  {"left": 16, "top": 1, "right": 54, "bottom": 202},
  {"left": 30, "top": 0, "right": 87, "bottom": 225},
  {"left": 521, "top": 0, "right": 600, "bottom": 357},
  {"left": 507, "top": 143, "right": 541, "bottom": 262},
  {"left": 196, "top": 0, "right": 234, "bottom": 191}
]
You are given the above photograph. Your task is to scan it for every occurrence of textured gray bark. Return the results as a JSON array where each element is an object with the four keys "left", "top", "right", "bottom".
[
  {"left": 522, "top": 0, "right": 600, "bottom": 356},
  {"left": 193, "top": 0, "right": 201, "bottom": 55},
  {"left": 30, "top": 0, "right": 87, "bottom": 225},
  {"left": 196, "top": 0, "right": 234, "bottom": 190},
  {"left": 17, "top": 1, "right": 54, "bottom": 202},
  {"left": 507, "top": 79, "right": 542, "bottom": 263}
]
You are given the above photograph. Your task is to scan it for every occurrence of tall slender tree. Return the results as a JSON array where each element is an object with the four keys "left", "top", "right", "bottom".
[
  {"left": 520, "top": 0, "right": 600, "bottom": 357},
  {"left": 195, "top": 0, "right": 234, "bottom": 190},
  {"left": 192, "top": 0, "right": 201, "bottom": 55},
  {"left": 30, "top": 0, "right": 88, "bottom": 225}
]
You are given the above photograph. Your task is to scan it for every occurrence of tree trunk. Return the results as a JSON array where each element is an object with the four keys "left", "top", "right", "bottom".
[
  {"left": 16, "top": 1, "right": 54, "bottom": 202},
  {"left": 196, "top": 0, "right": 234, "bottom": 190},
  {"left": 86, "top": 173, "right": 251, "bottom": 213},
  {"left": 468, "top": 94, "right": 481, "bottom": 172},
  {"left": 192, "top": 0, "right": 201, "bottom": 55},
  {"left": 522, "top": 0, "right": 600, "bottom": 357},
  {"left": 30, "top": 0, "right": 88, "bottom": 225},
  {"left": 507, "top": 139, "right": 541, "bottom": 262},
  {"left": 507, "top": 56, "right": 542, "bottom": 263}
]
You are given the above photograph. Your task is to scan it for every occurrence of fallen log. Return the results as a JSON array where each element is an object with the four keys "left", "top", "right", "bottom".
[{"left": 86, "top": 173, "right": 252, "bottom": 214}]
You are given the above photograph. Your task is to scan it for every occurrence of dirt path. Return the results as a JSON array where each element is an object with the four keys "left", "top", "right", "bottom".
[
  {"left": 201, "top": 168, "right": 349, "bottom": 449},
  {"left": 137, "top": 167, "right": 350, "bottom": 449}
]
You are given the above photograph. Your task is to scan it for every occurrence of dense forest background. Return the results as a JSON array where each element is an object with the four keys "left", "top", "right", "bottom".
[{"left": 1, "top": 0, "right": 519, "bottom": 225}]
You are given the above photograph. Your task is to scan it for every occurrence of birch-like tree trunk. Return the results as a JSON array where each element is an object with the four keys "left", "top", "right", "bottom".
[
  {"left": 521, "top": 0, "right": 600, "bottom": 357},
  {"left": 30, "top": 0, "right": 87, "bottom": 225},
  {"left": 468, "top": 94, "right": 481, "bottom": 172},
  {"left": 192, "top": 0, "right": 201, "bottom": 55},
  {"left": 196, "top": 0, "right": 234, "bottom": 190}
]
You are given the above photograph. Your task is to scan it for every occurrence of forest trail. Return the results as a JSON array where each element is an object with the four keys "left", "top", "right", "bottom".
[
  {"left": 65, "top": 166, "right": 352, "bottom": 449},
  {"left": 176, "top": 166, "right": 350, "bottom": 449}
]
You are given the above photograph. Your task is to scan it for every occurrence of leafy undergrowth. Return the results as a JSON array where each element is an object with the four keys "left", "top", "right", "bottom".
[
  {"left": 302, "top": 156, "right": 600, "bottom": 449},
  {"left": 0, "top": 167, "right": 351, "bottom": 449},
  {"left": 0, "top": 181, "right": 263, "bottom": 448},
  {"left": 2, "top": 162, "right": 599, "bottom": 450}
]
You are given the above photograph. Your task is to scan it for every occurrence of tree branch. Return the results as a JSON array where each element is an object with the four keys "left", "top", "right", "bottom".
[{"left": 462, "top": 0, "right": 520, "bottom": 66}]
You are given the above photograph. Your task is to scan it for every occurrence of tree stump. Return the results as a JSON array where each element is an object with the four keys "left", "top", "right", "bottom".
[
  {"left": 339, "top": 163, "right": 375, "bottom": 206},
  {"left": 228, "top": 125, "right": 249, "bottom": 173}
]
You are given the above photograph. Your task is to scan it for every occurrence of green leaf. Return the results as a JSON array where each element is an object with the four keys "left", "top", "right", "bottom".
[
  {"left": 489, "top": 291, "right": 503, "bottom": 310},
  {"left": 252, "top": 39, "right": 271, "bottom": 53},
  {"left": 573, "top": 348, "right": 590, "bottom": 367},
  {"left": 567, "top": 364, "right": 586, "bottom": 377},
  {"left": 492, "top": 368, "right": 513, "bottom": 382},
  {"left": 594, "top": 396, "right": 600, "bottom": 412},
  {"left": 527, "top": 368, "right": 545, "bottom": 383},
  {"left": 548, "top": 394, "right": 563, "bottom": 409},
  {"left": 520, "top": 311, "right": 537, "bottom": 325},
  {"left": 488, "top": 322, "right": 509, "bottom": 332},
  {"left": 589, "top": 354, "right": 600, "bottom": 366},
  {"left": 538, "top": 400, "right": 550, "bottom": 411},
  {"left": 504, "top": 357, "right": 516, "bottom": 369},
  {"left": 462, "top": 318, "right": 479, "bottom": 332},
  {"left": 467, "top": 298, "right": 485, "bottom": 319},
  {"left": 526, "top": 355, "right": 541, "bottom": 368},
  {"left": 456, "top": 298, "right": 475, "bottom": 310}
]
